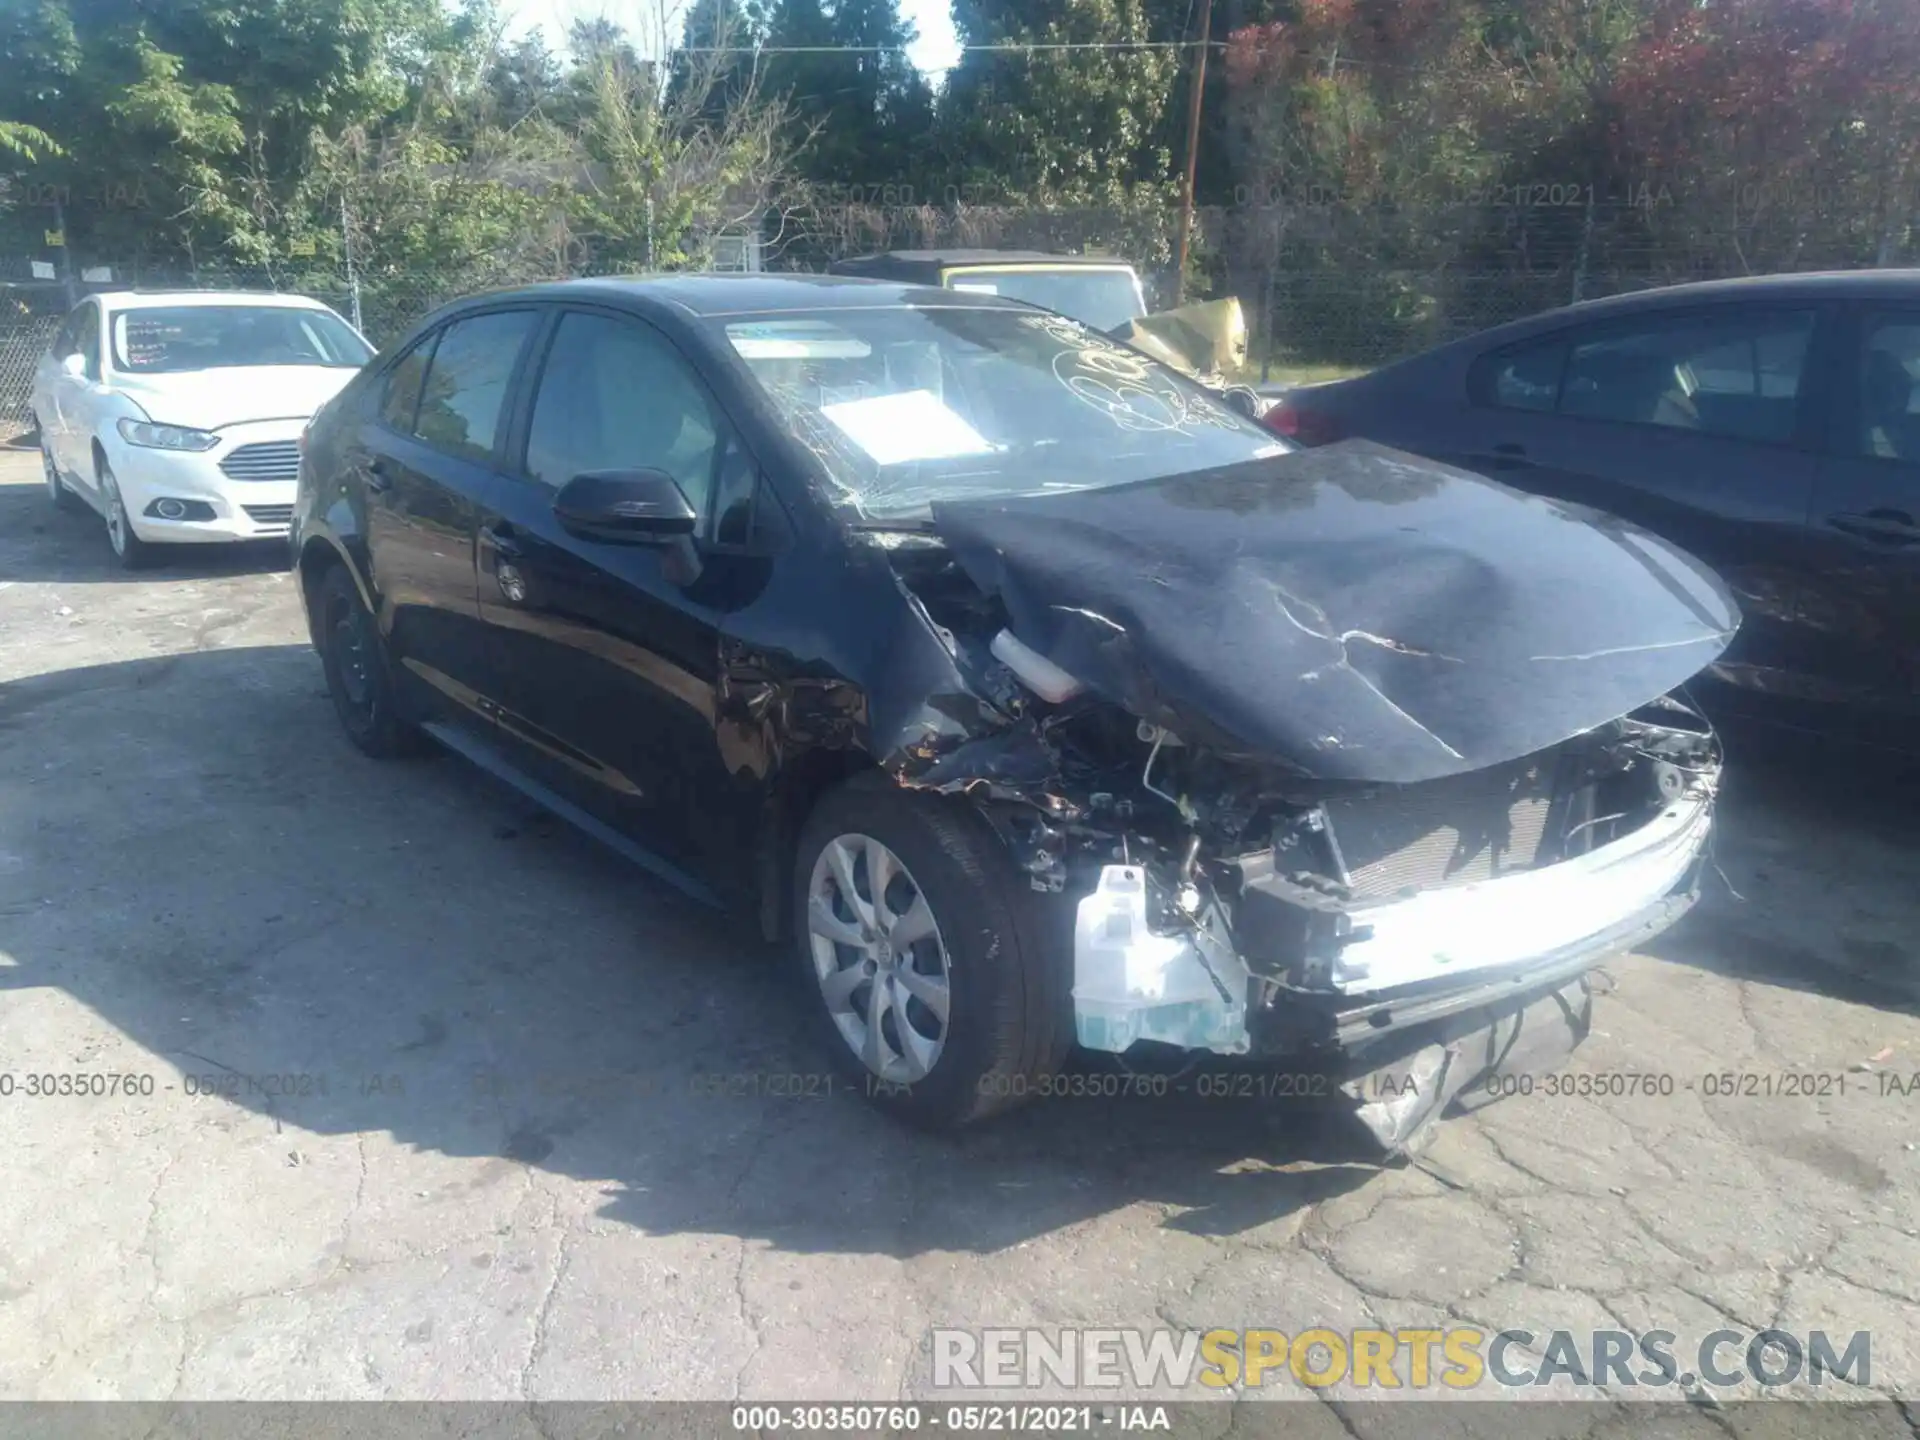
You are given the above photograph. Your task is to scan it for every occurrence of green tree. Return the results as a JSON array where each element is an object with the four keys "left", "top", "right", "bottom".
[
  {"left": 939, "top": 0, "right": 1180, "bottom": 198},
  {"left": 0, "top": 0, "right": 472, "bottom": 268},
  {"left": 761, "top": 0, "right": 934, "bottom": 189},
  {"left": 568, "top": 24, "right": 795, "bottom": 271},
  {"left": 0, "top": 121, "right": 61, "bottom": 161},
  {"left": 481, "top": 31, "right": 565, "bottom": 130},
  {"left": 671, "top": 0, "right": 765, "bottom": 125}
]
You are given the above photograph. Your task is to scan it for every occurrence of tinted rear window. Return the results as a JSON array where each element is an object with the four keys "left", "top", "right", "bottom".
[
  {"left": 1474, "top": 339, "right": 1567, "bottom": 412},
  {"left": 1473, "top": 308, "right": 1815, "bottom": 445}
]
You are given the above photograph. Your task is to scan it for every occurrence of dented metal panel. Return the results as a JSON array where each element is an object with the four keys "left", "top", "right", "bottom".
[
  {"left": 1111, "top": 297, "right": 1250, "bottom": 390},
  {"left": 929, "top": 440, "right": 1740, "bottom": 785}
]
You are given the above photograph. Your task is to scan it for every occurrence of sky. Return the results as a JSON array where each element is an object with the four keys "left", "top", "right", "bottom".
[{"left": 498, "top": 0, "right": 965, "bottom": 72}]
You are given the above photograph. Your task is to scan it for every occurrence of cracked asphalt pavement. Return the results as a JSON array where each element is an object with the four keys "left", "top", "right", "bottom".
[{"left": 3, "top": 448, "right": 1920, "bottom": 1431}]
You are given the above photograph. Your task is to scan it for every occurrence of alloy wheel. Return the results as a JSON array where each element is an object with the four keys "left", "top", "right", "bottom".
[
  {"left": 104, "top": 476, "right": 129, "bottom": 557},
  {"left": 806, "top": 833, "right": 952, "bottom": 1084}
]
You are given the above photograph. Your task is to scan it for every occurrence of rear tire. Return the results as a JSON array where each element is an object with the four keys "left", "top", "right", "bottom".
[
  {"left": 791, "top": 775, "right": 1072, "bottom": 1129},
  {"left": 39, "top": 425, "right": 80, "bottom": 512},
  {"left": 314, "top": 563, "right": 427, "bottom": 759}
]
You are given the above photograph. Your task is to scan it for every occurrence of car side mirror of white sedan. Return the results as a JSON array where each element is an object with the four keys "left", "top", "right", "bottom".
[{"left": 59, "top": 353, "right": 86, "bottom": 378}]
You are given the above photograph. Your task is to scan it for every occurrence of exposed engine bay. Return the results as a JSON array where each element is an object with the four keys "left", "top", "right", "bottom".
[
  {"left": 893, "top": 536, "right": 1719, "bottom": 1035},
  {"left": 863, "top": 444, "right": 1735, "bottom": 1150}
]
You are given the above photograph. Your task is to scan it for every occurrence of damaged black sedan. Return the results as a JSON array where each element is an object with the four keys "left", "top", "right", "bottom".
[{"left": 293, "top": 275, "right": 1734, "bottom": 1154}]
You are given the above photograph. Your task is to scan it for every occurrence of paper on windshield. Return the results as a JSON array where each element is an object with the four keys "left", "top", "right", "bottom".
[
  {"left": 950, "top": 281, "right": 999, "bottom": 294},
  {"left": 820, "top": 389, "right": 994, "bottom": 465},
  {"left": 727, "top": 320, "right": 871, "bottom": 360}
]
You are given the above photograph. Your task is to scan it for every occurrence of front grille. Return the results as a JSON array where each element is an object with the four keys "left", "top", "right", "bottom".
[
  {"left": 1324, "top": 752, "right": 1559, "bottom": 902},
  {"left": 243, "top": 504, "right": 294, "bottom": 527},
  {"left": 219, "top": 441, "right": 301, "bottom": 482}
]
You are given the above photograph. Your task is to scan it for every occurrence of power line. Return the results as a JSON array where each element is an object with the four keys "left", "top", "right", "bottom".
[{"left": 678, "top": 41, "right": 1229, "bottom": 54}]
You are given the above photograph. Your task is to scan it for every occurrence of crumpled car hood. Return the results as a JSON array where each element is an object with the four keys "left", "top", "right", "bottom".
[
  {"left": 928, "top": 440, "right": 1740, "bottom": 784},
  {"left": 1111, "top": 297, "right": 1248, "bottom": 388}
]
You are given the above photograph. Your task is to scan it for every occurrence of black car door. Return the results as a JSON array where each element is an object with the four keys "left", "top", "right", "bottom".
[
  {"left": 1450, "top": 305, "right": 1832, "bottom": 706},
  {"left": 471, "top": 305, "right": 783, "bottom": 884},
  {"left": 355, "top": 308, "right": 542, "bottom": 732},
  {"left": 1799, "top": 305, "right": 1920, "bottom": 737}
]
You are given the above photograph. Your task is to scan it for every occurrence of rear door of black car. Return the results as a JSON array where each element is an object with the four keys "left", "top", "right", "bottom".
[
  {"left": 1800, "top": 305, "right": 1920, "bottom": 737},
  {"left": 1456, "top": 303, "right": 1837, "bottom": 706},
  {"left": 471, "top": 304, "right": 786, "bottom": 885},
  {"left": 355, "top": 307, "right": 541, "bottom": 732}
]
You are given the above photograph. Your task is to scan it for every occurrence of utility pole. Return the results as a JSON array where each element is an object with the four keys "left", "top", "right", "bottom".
[
  {"left": 51, "top": 193, "right": 77, "bottom": 309},
  {"left": 340, "top": 196, "right": 363, "bottom": 333},
  {"left": 1172, "top": 0, "right": 1214, "bottom": 307}
]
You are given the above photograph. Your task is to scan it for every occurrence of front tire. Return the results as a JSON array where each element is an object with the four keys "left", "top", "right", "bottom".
[
  {"left": 98, "top": 462, "right": 153, "bottom": 569},
  {"left": 792, "top": 777, "right": 1071, "bottom": 1129},
  {"left": 314, "top": 563, "right": 426, "bottom": 759}
]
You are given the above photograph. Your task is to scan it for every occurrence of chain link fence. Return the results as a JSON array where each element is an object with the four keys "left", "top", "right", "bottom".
[{"left": 4, "top": 196, "right": 1911, "bottom": 439}]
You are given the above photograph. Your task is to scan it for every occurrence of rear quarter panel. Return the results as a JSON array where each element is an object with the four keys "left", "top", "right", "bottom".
[{"left": 1316, "top": 350, "right": 1487, "bottom": 463}]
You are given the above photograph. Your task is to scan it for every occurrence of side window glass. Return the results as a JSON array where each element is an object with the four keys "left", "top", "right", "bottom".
[
  {"left": 379, "top": 335, "right": 436, "bottom": 432},
  {"left": 410, "top": 311, "right": 538, "bottom": 462},
  {"left": 525, "top": 312, "right": 723, "bottom": 520},
  {"left": 749, "top": 476, "right": 794, "bottom": 549},
  {"left": 711, "top": 432, "right": 759, "bottom": 545},
  {"left": 51, "top": 310, "right": 80, "bottom": 360},
  {"left": 1559, "top": 310, "right": 1814, "bottom": 444},
  {"left": 77, "top": 305, "right": 101, "bottom": 377},
  {"left": 1477, "top": 339, "right": 1565, "bottom": 413},
  {"left": 1856, "top": 315, "right": 1920, "bottom": 463}
]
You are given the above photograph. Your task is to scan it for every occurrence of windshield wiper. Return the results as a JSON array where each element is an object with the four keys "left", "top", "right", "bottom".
[{"left": 848, "top": 516, "right": 936, "bottom": 533}]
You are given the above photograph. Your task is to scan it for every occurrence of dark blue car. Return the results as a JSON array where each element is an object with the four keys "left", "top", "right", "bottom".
[{"left": 1263, "top": 271, "right": 1920, "bottom": 749}]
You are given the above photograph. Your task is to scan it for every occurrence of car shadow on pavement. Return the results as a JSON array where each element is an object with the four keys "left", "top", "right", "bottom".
[
  {"left": 0, "top": 479, "right": 291, "bottom": 584},
  {"left": 0, "top": 645, "right": 1387, "bottom": 1259},
  {"left": 1639, "top": 719, "right": 1920, "bottom": 1015}
]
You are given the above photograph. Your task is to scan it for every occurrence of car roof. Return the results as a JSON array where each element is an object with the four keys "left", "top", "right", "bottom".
[
  {"left": 88, "top": 289, "right": 342, "bottom": 312},
  {"left": 1556, "top": 269, "right": 1920, "bottom": 316},
  {"left": 1469, "top": 269, "right": 1920, "bottom": 345},
  {"left": 1363, "top": 268, "right": 1920, "bottom": 379},
  {"left": 442, "top": 272, "right": 1044, "bottom": 319},
  {"left": 832, "top": 249, "right": 1137, "bottom": 272}
]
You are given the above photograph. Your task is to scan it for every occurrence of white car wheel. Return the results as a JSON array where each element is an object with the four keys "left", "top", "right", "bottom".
[
  {"left": 39, "top": 427, "right": 79, "bottom": 511},
  {"left": 99, "top": 464, "right": 153, "bottom": 570}
]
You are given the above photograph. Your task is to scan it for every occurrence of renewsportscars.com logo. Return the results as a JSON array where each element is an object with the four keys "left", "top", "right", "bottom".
[{"left": 931, "top": 1327, "right": 1871, "bottom": 1393}]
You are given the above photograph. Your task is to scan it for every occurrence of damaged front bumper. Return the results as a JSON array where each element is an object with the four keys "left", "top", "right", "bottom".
[{"left": 1069, "top": 785, "right": 1714, "bottom": 1148}]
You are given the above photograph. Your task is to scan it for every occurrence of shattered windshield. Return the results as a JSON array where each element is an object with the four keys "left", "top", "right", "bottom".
[{"left": 718, "top": 306, "right": 1289, "bottom": 521}]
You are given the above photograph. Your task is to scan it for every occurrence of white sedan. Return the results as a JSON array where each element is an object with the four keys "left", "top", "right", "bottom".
[{"left": 30, "top": 290, "right": 372, "bottom": 567}]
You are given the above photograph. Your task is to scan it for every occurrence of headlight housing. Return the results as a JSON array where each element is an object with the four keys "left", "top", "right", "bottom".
[{"left": 117, "top": 418, "right": 219, "bottom": 452}]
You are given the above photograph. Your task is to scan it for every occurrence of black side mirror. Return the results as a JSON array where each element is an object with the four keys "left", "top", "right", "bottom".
[{"left": 553, "top": 468, "right": 697, "bottom": 542}]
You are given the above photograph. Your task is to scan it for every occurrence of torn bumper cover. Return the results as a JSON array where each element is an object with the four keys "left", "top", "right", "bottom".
[
  {"left": 1069, "top": 786, "right": 1709, "bottom": 1058},
  {"left": 1342, "top": 975, "right": 1597, "bottom": 1154},
  {"left": 1061, "top": 789, "right": 1710, "bottom": 1154}
]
